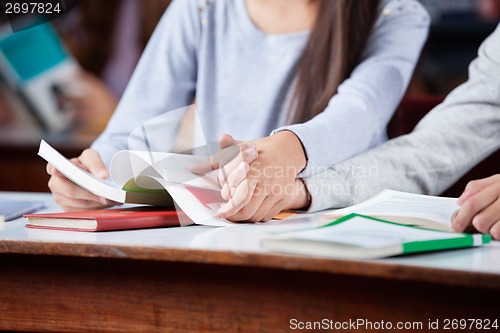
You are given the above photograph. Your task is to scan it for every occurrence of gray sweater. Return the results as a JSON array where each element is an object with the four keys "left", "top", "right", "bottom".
[
  {"left": 92, "top": 0, "right": 430, "bottom": 175},
  {"left": 305, "top": 23, "right": 500, "bottom": 212}
]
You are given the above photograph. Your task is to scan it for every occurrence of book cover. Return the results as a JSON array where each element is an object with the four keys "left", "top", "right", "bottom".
[
  {"left": 262, "top": 214, "right": 491, "bottom": 259},
  {"left": 0, "top": 23, "right": 79, "bottom": 132},
  {"left": 24, "top": 206, "right": 187, "bottom": 232},
  {"left": 0, "top": 199, "right": 45, "bottom": 222}
]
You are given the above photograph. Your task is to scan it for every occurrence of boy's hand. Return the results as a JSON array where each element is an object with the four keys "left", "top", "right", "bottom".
[{"left": 452, "top": 174, "right": 500, "bottom": 240}]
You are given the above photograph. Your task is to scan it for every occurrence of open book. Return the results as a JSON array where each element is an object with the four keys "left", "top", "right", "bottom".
[
  {"left": 320, "top": 190, "right": 459, "bottom": 232},
  {"left": 38, "top": 140, "right": 234, "bottom": 227},
  {"left": 262, "top": 213, "right": 490, "bottom": 259}
]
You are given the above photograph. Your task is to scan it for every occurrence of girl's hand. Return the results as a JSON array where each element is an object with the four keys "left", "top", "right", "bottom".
[
  {"left": 187, "top": 134, "right": 254, "bottom": 176},
  {"left": 217, "top": 131, "right": 308, "bottom": 222},
  {"left": 47, "top": 148, "right": 119, "bottom": 211},
  {"left": 452, "top": 174, "right": 500, "bottom": 240}
]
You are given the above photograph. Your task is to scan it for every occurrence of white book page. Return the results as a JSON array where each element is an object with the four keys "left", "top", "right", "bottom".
[
  {"left": 110, "top": 150, "right": 219, "bottom": 190},
  {"left": 38, "top": 141, "right": 229, "bottom": 226},
  {"left": 324, "top": 190, "right": 459, "bottom": 226},
  {"left": 38, "top": 140, "right": 126, "bottom": 203},
  {"left": 110, "top": 150, "right": 234, "bottom": 227},
  {"left": 166, "top": 182, "right": 235, "bottom": 227},
  {"left": 285, "top": 216, "right": 463, "bottom": 249}
]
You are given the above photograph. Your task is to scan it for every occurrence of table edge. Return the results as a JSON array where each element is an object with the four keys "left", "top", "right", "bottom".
[{"left": 1, "top": 239, "right": 498, "bottom": 290}]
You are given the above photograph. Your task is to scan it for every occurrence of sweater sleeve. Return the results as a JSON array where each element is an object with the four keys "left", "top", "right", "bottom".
[
  {"left": 304, "top": 24, "right": 500, "bottom": 213},
  {"left": 273, "top": 0, "right": 430, "bottom": 177},
  {"left": 91, "top": 0, "right": 201, "bottom": 167}
]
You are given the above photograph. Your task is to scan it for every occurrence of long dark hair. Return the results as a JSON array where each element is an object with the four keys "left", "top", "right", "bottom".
[{"left": 289, "top": 0, "right": 380, "bottom": 124}]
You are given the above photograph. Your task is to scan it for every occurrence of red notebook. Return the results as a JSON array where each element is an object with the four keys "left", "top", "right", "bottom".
[{"left": 24, "top": 206, "right": 187, "bottom": 232}]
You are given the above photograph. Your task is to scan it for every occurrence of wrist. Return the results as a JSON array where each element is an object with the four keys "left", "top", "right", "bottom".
[
  {"left": 287, "top": 179, "right": 311, "bottom": 210},
  {"left": 274, "top": 130, "right": 307, "bottom": 174}
]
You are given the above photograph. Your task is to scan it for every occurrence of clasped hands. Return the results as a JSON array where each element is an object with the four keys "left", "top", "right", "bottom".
[
  {"left": 196, "top": 131, "right": 311, "bottom": 222},
  {"left": 204, "top": 133, "right": 500, "bottom": 236},
  {"left": 45, "top": 132, "right": 500, "bottom": 238}
]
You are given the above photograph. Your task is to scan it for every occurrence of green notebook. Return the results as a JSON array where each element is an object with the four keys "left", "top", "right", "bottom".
[{"left": 261, "top": 214, "right": 491, "bottom": 259}]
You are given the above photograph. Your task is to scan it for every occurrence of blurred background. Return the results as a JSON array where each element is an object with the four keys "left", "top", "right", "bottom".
[
  {"left": 0, "top": 0, "right": 499, "bottom": 193},
  {"left": 410, "top": 0, "right": 500, "bottom": 94}
]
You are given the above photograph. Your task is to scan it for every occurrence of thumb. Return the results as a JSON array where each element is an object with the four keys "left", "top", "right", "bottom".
[
  {"left": 189, "top": 143, "right": 240, "bottom": 175},
  {"left": 78, "top": 149, "right": 109, "bottom": 179},
  {"left": 189, "top": 134, "right": 241, "bottom": 175},
  {"left": 219, "top": 134, "right": 241, "bottom": 149}
]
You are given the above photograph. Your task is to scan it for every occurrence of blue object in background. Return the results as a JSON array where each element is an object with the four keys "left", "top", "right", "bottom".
[
  {"left": 0, "top": 23, "right": 67, "bottom": 82},
  {"left": 0, "top": 22, "right": 80, "bottom": 132}
]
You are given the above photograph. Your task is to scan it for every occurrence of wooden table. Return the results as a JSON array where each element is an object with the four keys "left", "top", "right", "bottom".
[{"left": 1, "top": 192, "right": 499, "bottom": 332}]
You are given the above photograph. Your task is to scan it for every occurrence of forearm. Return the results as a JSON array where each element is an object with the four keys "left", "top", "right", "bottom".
[
  {"left": 304, "top": 24, "right": 500, "bottom": 212},
  {"left": 274, "top": 0, "right": 430, "bottom": 177}
]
